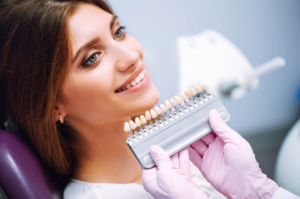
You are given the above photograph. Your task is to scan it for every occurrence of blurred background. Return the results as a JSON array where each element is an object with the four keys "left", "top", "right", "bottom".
[{"left": 109, "top": 0, "right": 300, "bottom": 195}]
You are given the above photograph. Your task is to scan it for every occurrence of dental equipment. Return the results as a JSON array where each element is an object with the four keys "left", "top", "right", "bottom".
[{"left": 124, "top": 85, "right": 230, "bottom": 168}]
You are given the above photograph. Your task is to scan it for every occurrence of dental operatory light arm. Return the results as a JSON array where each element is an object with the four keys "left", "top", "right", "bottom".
[
  {"left": 219, "top": 57, "right": 286, "bottom": 99},
  {"left": 177, "top": 30, "right": 286, "bottom": 100}
]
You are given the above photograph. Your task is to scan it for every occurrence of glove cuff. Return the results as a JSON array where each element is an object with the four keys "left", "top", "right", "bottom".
[{"left": 245, "top": 166, "right": 279, "bottom": 199}]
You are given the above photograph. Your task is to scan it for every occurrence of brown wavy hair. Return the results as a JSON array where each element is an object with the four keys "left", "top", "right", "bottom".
[{"left": 0, "top": 0, "right": 113, "bottom": 175}]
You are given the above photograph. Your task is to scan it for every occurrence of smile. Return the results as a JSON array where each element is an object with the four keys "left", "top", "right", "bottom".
[{"left": 115, "top": 71, "right": 145, "bottom": 93}]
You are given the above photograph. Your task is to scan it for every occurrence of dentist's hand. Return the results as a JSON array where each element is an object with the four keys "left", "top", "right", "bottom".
[
  {"left": 142, "top": 146, "right": 208, "bottom": 199},
  {"left": 188, "top": 109, "right": 278, "bottom": 199}
]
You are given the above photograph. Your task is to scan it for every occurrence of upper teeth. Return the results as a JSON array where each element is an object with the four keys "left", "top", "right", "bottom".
[{"left": 117, "top": 71, "right": 145, "bottom": 92}]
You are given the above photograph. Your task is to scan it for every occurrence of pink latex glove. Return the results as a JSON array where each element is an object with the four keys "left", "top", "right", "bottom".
[
  {"left": 188, "top": 109, "right": 279, "bottom": 199},
  {"left": 142, "top": 146, "right": 208, "bottom": 199}
]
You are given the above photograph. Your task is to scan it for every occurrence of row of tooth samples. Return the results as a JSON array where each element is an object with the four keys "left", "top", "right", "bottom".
[
  {"left": 124, "top": 83, "right": 209, "bottom": 140},
  {"left": 116, "top": 71, "right": 145, "bottom": 92}
]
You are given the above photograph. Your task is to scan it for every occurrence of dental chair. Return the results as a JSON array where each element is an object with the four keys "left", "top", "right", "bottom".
[{"left": 0, "top": 130, "right": 68, "bottom": 199}]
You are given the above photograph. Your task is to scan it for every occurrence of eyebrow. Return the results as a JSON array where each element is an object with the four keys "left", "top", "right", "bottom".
[
  {"left": 72, "top": 36, "right": 100, "bottom": 64},
  {"left": 72, "top": 15, "right": 119, "bottom": 64},
  {"left": 110, "top": 15, "right": 118, "bottom": 30}
]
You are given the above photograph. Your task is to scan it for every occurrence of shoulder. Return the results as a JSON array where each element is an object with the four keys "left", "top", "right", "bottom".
[{"left": 64, "top": 179, "right": 154, "bottom": 199}]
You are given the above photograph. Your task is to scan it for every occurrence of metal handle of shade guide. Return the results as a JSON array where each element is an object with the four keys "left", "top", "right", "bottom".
[{"left": 126, "top": 92, "right": 230, "bottom": 169}]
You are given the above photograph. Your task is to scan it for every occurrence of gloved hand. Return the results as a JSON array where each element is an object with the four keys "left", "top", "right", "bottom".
[
  {"left": 142, "top": 146, "right": 208, "bottom": 199},
  {"left": 188, "top": 109, "right": 279, "bottom": 199}
]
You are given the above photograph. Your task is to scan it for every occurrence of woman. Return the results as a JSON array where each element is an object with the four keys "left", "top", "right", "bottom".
[{"left": 0, "top": 0, "right": 212, "bottom": 198}]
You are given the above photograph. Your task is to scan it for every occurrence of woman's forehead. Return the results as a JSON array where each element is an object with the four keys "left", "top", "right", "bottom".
[{"left": 69, "top": 3, "right": 114, "bottom": 51}]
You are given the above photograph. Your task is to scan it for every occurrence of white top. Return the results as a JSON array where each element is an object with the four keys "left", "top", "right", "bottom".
[
  {"left": 64, "top": 162, "right": 300, "bottom": 199},
  {"left": 273, "top": 188, "right": 300, "bottom": 199},
  {"left": 64, "top": 162, "right": 226, "bottom": 199},
  {"left": 64, "top": 179, "right": 153, "bottom": 199}
]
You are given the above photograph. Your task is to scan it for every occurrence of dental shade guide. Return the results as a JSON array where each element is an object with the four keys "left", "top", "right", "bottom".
[
  {"left": 135, "top": 117, "right": 147, "bottom": 136},
  {"left": 139, "top": 115, "right": 150, "bottom": 135},
  {"left": 124, "top": 84, "right": 230, "bottom": 168}
]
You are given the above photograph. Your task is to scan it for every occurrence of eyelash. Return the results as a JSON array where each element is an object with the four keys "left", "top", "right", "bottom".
[
  {"left": 114, "top": 26, "right": 126, "bottom": 39},
  {"left": 81, "top": 26, "right": 127, "bottom": 68},
  {"left": 81, "top": 53, "right": 100, "bottom": 68}
]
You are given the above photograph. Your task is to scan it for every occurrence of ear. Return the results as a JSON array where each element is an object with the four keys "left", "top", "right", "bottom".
[{"left": 54, "top": 99, "right": 67, "bottom": 123}]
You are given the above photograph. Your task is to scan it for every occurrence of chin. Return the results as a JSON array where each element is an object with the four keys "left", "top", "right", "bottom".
[
  {"left": 130, "top": 83, "right": 160, "bottom": 116},
  {"left": 143, "top": 86, "right": 160, "bottom": 110}
]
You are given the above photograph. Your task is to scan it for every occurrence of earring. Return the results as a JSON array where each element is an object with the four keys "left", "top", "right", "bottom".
[{"left": 59, "top": 115, "right": 64, "bottom": 124}]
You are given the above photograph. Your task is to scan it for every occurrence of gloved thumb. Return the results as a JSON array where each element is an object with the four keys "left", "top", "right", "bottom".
[
  {"left": 209, "top": 109, "right": 239, "bottom": 143},
  {"left": 149, "top": 145, "right": 172, "bottom": 171}
]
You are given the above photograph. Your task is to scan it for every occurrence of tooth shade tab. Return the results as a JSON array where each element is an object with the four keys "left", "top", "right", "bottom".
[
  {"left": 150, "top": 109, "right": 158, "bottom": 118},
  {"left": 190, "top": 87, "right": 197, "bottom": 96},
  {"left": 174, "top": 96, "right": 182, "bottom": 104},
  {"left": 145, "top": 111, "right": 151, "bottom": 120},
  {"left": 194, "top": 85, "right": 202, "bottom": 92},
  {"left": 180, "top": 93, "right": 188, "bottom": 101},
  {"left": 165, "top": 100, "right": 172, "bottom": 109},
  {"left": 124, "top": 122, "right": 130, "bottom": 132},
  {"left": 135, "top": 117, "right": 141, "bottom": 126},
  {"left": 200, "top": 83, "right": 206, "bottom": 90},
  {"left": 140, "top": 115, "right": 147, "bottom": 124},
  {"left": 170, "top": 98, "right": 177, "bottom": 106},
  {"left": 160, "top": 104, "right": 167, "bottom": 112},
  {"left": 129, "top": 120, "right": 137, "bottom": 129},
  {"left": 185, "top": 90, "right": 192, "bottom": 98},
  {"left": 154, "top": 106, "right": 162, "bottom": 115}
]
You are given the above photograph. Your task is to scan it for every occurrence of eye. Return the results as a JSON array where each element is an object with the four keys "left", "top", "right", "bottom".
[
  {"left": 82, "top": 53, "right": 100, "bottom": 67},
  {"left": 114, "top": 26, "right": 126, "bottom": 39}
]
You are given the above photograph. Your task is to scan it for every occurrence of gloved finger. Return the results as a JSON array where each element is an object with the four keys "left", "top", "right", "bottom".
[
  {"left": 209, "top": 109, "right": 239, "bottom": 144},
  {"left": 178, "top": 148, "right": 192, "bottom": 177},
  {"left": 141, "top": 166, "right": 158, "bottom": 193},
  {"left": 201, "top": 133, "right": 216, "bottom": 145},
  {"left": 187, "top": 146, "right": 203, "bottom": 169},
  {"left": 171, "top": 152, "right": 179, "bottom": 169},
  {"left": 149, "top": 145, "right": 172, "bottom": 171},
  {"left": 191, "top": 139, "right": 208, "bottom": 157},
  {"left": 141, "top": 166, "right": 157, "bottom": 179}
]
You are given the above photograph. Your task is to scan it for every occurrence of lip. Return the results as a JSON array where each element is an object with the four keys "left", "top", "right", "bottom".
[
  {"left": 115, "top": 63, "right": 145, "bottom": 92},
  {"left": 119, "top": 72, "right": 150, "bottom": 94}
]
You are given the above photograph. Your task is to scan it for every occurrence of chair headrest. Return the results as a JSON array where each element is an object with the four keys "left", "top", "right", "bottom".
[{"left": 0, "top": 130, "right": 63, "bottom": 199}]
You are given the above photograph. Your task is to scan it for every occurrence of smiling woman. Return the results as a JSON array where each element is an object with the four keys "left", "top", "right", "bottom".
[{"left": 0, "top": 0, "right": 159, "bottom": 198}]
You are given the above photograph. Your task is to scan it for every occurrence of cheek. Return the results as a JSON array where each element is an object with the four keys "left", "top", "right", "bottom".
[{"left": 61, "top": 66, "right": 114, "bottom": 121}]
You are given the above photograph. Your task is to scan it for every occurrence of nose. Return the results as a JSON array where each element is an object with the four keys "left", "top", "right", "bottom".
[{"left": 112, "top": 43, "right": 140, "bottom": 72}]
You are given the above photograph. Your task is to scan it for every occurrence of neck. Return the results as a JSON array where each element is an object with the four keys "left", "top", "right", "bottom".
[{"left": 71, "top": 117, "right": 142, "bottom": 185}]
